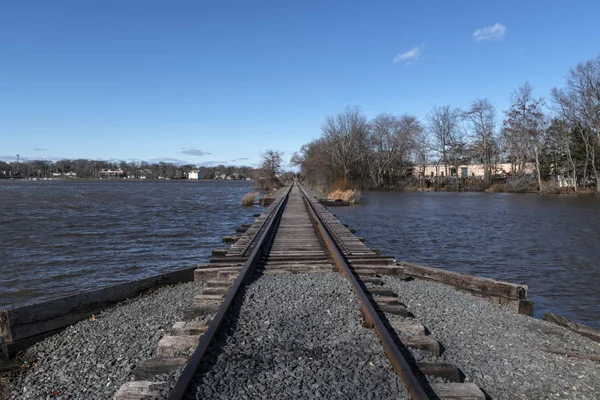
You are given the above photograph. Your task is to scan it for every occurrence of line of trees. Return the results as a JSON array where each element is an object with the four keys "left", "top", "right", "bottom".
[
  {"left": 0, "top": 159, "right": 258, "bottom": 180},
  {"left": 293, "top": 54, "right": 600, "bottom": 194}
]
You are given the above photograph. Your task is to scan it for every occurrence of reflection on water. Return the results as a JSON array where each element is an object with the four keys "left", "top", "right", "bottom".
[
  {"left": 332, "top": 191, "right": 600, "bottom": 330},
  {"left": 0, "top": 180, "right": 257, "bottom": 309}
]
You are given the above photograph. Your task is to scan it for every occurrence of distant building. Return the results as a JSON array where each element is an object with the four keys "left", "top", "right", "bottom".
[
  {"left": 99, "top": 169, "right": 125, "bottom": 178},
  {"left": 413, "top": 163, "right": 534, "bottom": 178},
  {"left": 188, "top": 170, "right": 204, "bottom": 180},
  {"left": 51, "top": 172, "right": 77, "bottom": 178}
]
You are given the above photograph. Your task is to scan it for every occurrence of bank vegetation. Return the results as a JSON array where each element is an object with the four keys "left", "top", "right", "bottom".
[{"left": 292, "top": 54, "right": 600, "bottom": 195}]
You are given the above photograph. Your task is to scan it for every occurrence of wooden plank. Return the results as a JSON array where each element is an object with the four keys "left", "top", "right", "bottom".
[
  {"left": 400, "top": 335, "right": 441, "bottom": 355},
  {"left": 401, "top": 262, "right": 527, "bottom": 300},
  {"left": 133, "top": 357, "right": 188, "bottom": 380},
  {"left": 417, "top": 362, "right": 461, "bottom": 382},
  {"left": 430, "top": 383, "right": 485, "bottom": 400},
  {"left": 390, "top": 320, "right": 426, "bottom": 336},
  {"left": 543, "top": 312, "right": 600, "bottom": 343},
  {"left": 156, "top": 335, "right": 201, "bottom": 357},
  {"left": 539, "top": 346, "right": 600, "bottom": 361},
  {"left": 202, "top": 287, "right": 230, "bottom": 296},
  {"left": 379, "top": 304, "right": 409, "bottom": 316},
  {"left": 204, "top": 279, "right": 235, "bottom": 288},
  {"left": 367, "top": 288, "right": 396, "bottom": 297},
  {"left": 211, "top": 249, "right": 228, "bottom": 257},
  {"left": 0, "top": 266, "right": 196, "bottom": 358},
  {"left": 113, "top": 381, "right": 166, "bottom": 400},
  {"left": 182, "top": 304, "right": 221, "bottom": 320},
  {"left": 221, "top": 235, "right": 240, "bottom": 243},
  {"left": 170, "top": 320, "right": 210, "bottom": 336},
  {"left": 194, "top": 267, "right": 241, "bottom": 282}
]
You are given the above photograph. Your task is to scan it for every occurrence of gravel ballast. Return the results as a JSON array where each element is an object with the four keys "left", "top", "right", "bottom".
[
  {"left": 7, "top": 281, "right": 203, "bottom": 400},
  {"left": 186, "top": 273, "right": 408, "bottom": 400},
  {"left": 384, "top": 277, "right": 600, "bottom": 400}
]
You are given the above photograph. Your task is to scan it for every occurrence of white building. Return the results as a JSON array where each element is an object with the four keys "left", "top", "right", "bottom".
[{"left": 188, "top": 170, "right": 204, "bottom": 180}]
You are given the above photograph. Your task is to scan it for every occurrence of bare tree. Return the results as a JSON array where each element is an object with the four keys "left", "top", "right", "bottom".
[
  {"left": 369, "top": 113, "right": 424, "bottom": 186},
  {"left": 503, "top": 82, "right": 546, "bottom": 193},
  {"left": 256, "top": 150, "right": 283, "bottom": 189},
  {"left": 547, "top": 118, "right": 578, "bottom": 191},
  {"left": 463, "top": 98, "right": 498, "bottom": 183},
  {"left": 370, "top": 113, "right": 401, "bottom": 186},
  {"left": 426, "top": 105, "right": 462, "bottom": 176},
  {"left": 320, "top": 106, "right": 370, "bottom": 185},
  {"left": 551, "top": 54, "right": 600, "bottom": 191}
]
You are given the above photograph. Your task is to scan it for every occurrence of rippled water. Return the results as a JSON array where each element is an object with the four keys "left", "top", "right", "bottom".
[
  {"left": 0, "top": 180, "right": 258, "bottom": 310},
  {"left": 332, "top": 192, "right": 600, "bottom": 330}
]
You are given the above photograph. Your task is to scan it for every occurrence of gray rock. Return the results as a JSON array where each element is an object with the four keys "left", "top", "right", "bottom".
[{"left": 384, "top": 276, "right": 600, "bottom": 400}]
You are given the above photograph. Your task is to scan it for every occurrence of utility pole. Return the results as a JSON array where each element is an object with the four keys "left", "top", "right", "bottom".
[{"left": 16, "top": 154, "right": 20, "bottom": 177}]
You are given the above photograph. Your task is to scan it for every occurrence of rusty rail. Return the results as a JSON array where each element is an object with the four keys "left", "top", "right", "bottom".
[
  {"left": 298, "top": 183, "right": 430, "bottom": 400},
  {"left": 166, "top": 184, "right": 292, "bottom": 400}
]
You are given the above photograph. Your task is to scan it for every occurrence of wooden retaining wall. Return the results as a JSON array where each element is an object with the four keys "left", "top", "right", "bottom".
[
  {"left": 398, "top": 262, "right": 533, "bottom": 316},
  {"left": 0, "top": 266, "right": 196, "bottom": 358}
]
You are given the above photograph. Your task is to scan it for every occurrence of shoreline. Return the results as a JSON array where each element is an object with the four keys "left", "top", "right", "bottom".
[{"left": 368, "top": 185, "right": 598, "bottom": 196}]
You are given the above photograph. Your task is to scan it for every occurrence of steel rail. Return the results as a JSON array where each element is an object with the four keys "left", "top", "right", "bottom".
[
  {"left": 239, "top": 198, "right": 279, "bottom": 257},
  {"left": 298, "top": 182, "right": 430, "bottom": 400},
  {"left": 166, "top": 184, "right": 293, "bottom": 400}
]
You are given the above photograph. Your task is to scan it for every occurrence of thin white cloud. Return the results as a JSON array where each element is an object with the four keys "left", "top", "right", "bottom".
[
  {"left": 473, "top": 23, "right": 506, "bottom": 41},
  {"left": 148, "top": 157, "right": 190, "bottom": 165},
  {"left": 198, "top": 161, "right": 228, "bottom": 167},
  {"left": 181, "top": 148, "right": 211, "bottom": 156},
  {"left": 393, "top": 47, "right": 420, "bottom": 63}
]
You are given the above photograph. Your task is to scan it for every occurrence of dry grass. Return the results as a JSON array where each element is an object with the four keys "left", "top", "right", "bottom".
[
  {"left": 485, "top": 183, "right": 509, "bottom": 193},
  {"left": 241, "top": 192, "right": 259, "bottom": 206},
  {"left": 328, "top": 189, "right": 362, "bottom": 205}
]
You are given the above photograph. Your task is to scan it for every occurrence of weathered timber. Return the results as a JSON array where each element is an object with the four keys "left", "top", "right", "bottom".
[
  {"left": 318, "top": 199, "right": 350, "bottom": 206},
  {"left": 539, "top": 346, "right": 600, "bottom": 361},
  {"left": 114, "top": 380, "right": 167, "bottom": 400},
  {"left": 211, "top": 249, "right": 228, "bottom": 257},
  {"left": 543, "top": 312, "right": 600, "bottom": 343},
  {"left": 182, "top": 304, "right": 221, "bottom": 320},
  {"left": 354, "top": 266, "right": 403, "bottom": 276},
  {"left": 221, "top": 235, "right": 240, "bottom": 244},
  {"left": 204, "top": 279, "right": 235, "bottom": 288},
  {"left": 359, "top": 276, "right": 384, "bottom": 285},
  {"left": 379, "top": 304, "right": 409, "bottom": 316},
  {"left": 399, "top": 262, "right": 532, "bottom": 315},
  {"left": 260, "top": 195, "right": 275, "bottom": 206},
  {"left": 133, "top": 357, "right": 188, "bottom": 380},
  {"left": 170, "top": 320, "right": 210, "bottom": 336},
  {"left": 348, "top": 257, "right": 397, "bottom": 266},
  {"left": 202, "top": 287, "right": 230, "bottom": 296},
  {"left": 0, "top": 266, "right": 196, "bottom": 358},
  {"left": 417, "top": 362, "right": 461, "bottom": 382},
  {"left": 372, "top": 295, "right": 400, "bottom": 305},
  {"left": 400, "top": 335, "right": 441, "bottom": 355},
  {"left": 194, "top": 267, "right": 242, "bottom": 281},
  {"left": 390, "top": 320, "right": 426, "bottom": 336},
  {"left": 156, "top": 335, "right": 202, "bottom": 357},
  {"left": 366, "top": 287, "right": 396, "bottom": 297},
  {"left": 429, "top": 383, "right": 485, "bottom": 400}
]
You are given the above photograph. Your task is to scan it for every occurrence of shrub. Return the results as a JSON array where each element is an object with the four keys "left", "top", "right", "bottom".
[
  {"left": 242, "top": 192, "right": 259, "bottom": 206},
  {"left": 328, "top": 189, "right": 362, "bottom": 204}
]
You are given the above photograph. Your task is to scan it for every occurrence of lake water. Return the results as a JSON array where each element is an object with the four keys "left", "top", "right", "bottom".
[
  {"left": 2, "top": 182, "right": 599, "bottom": 331},
  {"left": 0, "top": 180, "right": 258, "bottom": 310},
  {"left": 332, "top": 191, "right": 600, "bottom": 329}
]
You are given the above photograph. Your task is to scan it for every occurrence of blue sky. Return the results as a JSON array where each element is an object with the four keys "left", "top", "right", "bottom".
[{"left": 1, "top": 1, "right": 599, "bottom": 168}]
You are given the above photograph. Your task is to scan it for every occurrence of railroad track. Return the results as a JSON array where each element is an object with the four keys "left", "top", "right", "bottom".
[{"left": 115, "top": 182, "right": 486, "bottom": 399}]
